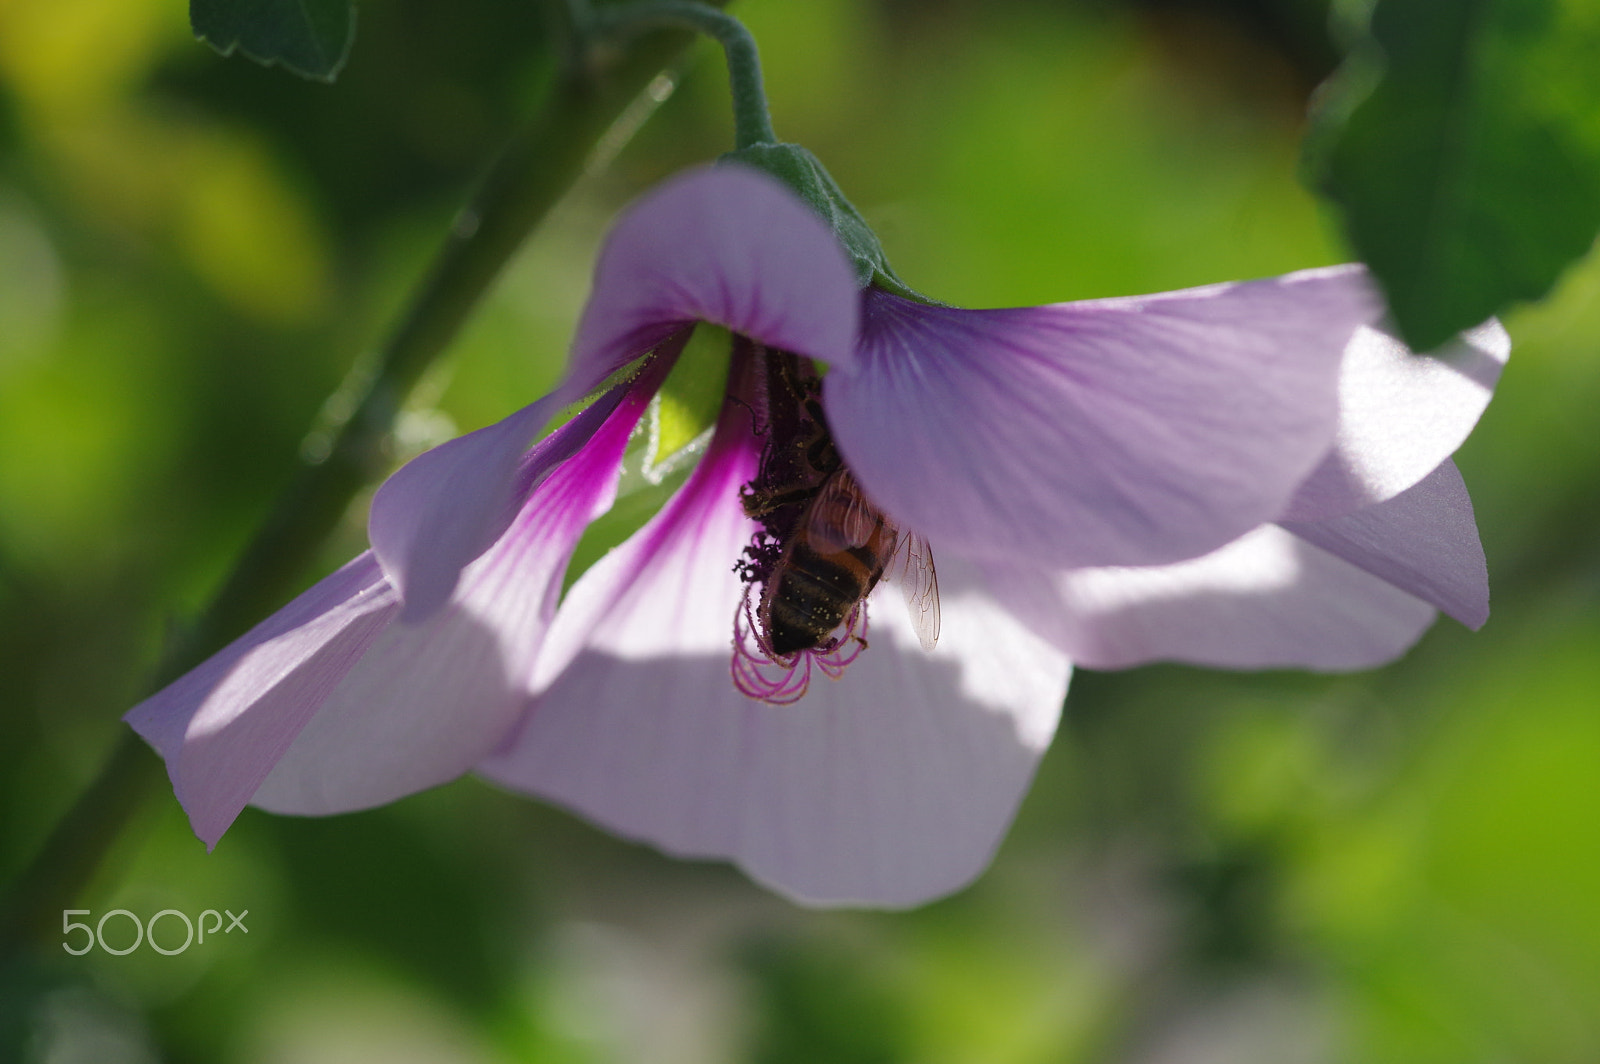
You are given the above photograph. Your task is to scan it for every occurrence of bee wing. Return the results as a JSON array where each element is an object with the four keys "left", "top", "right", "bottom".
[
  {"left": 893, "top": 532, "right": 941, "bottom": 652},
  {"left": 805, "top": 472, "right": 881, "bottom": 553}
]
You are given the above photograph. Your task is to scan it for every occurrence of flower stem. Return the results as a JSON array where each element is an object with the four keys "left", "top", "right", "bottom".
[
  {"left": 0, "top": 6, "right": 726, "bottom": 956},
  {"left": 594, "top": 1, "right": 776, "bottom": 149}
]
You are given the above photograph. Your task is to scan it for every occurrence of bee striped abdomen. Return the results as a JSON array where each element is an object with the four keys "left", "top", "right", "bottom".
[{"left": 765, "top": 543, "right": 884, "bottom": 656}]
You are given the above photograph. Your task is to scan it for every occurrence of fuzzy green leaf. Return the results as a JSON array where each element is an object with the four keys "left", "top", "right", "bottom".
[
  {"left": 1309, "top": 0, "right": 1600, "bottom": 349},
  {"left": 191, "top": 0, "right": 355, "bottom": 82}
]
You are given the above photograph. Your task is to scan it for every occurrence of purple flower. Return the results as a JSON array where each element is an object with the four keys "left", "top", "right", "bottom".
[{"left": 126, "top": 166, "right": 1506, "bottom": 907}]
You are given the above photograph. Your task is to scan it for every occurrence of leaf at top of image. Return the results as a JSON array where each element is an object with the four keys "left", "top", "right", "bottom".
[
  {"left": 1307, "top": 0, "right": 1600, "bottom": 351},
  {"left": 191, "top": 0, "right": 356, "bottom": 83}
]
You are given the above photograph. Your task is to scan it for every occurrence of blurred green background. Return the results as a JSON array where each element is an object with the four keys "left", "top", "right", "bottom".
[{"left": 3, "top": 0, "right": 1599, "bottom": 1060}]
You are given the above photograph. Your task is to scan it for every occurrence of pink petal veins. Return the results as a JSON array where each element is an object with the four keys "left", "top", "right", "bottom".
[
  {"left": 828, "top": 268, "right": 1380, "bottom": 570},
  {"left": 253, "top": 373, "right": 654, "bottom": 817}
]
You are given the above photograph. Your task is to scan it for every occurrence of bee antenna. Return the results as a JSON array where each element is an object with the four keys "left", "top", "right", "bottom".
[{"left": 726, "top": 392, "right": 767, "bottom": 436}]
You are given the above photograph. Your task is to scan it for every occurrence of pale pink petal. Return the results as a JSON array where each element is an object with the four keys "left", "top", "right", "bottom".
[
  {"left": 571, "top": 165, "right": 859, "bottom": 381},
  {"left": 1281, "top": 459, "right": 1488, "bottom": 629},
  {"left": 828, "top": 268, "right": 1378, "bottom": 569},
  {"left": 1281, "top": 320, "right": 1509, "bottom": 520},
  {"left": 982, "top": 524, "right": 1437, "bottom": 672},
  {"left": 124, "top": 553, "right": 400, "bottom": 848},
  {"left": 368, "top": 354, "right": 661, "bottom": 622},
  {"left": 479, "top": 413, "right": 1070, "bottom": 908},
  {"left": 366, "top": 398, "right": 555, "bottom": 621},
  {"left": 249, "top": 377, "right": 651, "bottom": 817}
]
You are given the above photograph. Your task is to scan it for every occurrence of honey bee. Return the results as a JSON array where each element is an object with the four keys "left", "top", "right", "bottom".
[
  {"left": 731, "top": 349, "right": 940, "bottom": 703},
  {"left": 758, "top": 467, "right": 940, "bottom": 659}
]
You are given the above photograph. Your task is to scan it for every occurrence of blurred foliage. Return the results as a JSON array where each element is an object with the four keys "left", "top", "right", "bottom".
[{"left": 3, "top": 0, "right": 1600, "bottom": 1062}]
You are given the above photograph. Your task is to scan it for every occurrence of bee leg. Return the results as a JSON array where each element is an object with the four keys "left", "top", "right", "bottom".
[
  {"left": 740, "top": 483, "right": 817, "bottom": 520},
  {"left": 803, "top": 432, "right": 839, "bottom": 474}
]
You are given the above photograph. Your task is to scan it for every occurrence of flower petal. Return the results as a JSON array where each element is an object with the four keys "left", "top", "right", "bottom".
[
  {"left": 368, "top": 350, "right": 668, "bottom": 622},
  {"left": 368, "top": 399, "right": 557, "bottom": 622},
  {"left": 369, "top": 162, "right": 859, "bottom": 622},
  {"left": 981, "top": 524, "right": 1438, "bottom": 672},
  {"left": 1281, "top": 320, "right": 1509, "bottom": 521},
  {"left": 571, "top": 165, "right": 859, "bottom": 380},
  {"left": 828, "top": 268, "right": 1381, "bottom": 568},
  {"left": 479, "top": 409, "right": 1070, "bottom": 908},
  {"left": 1280, "top": 458, "right": 1488, "bottom": 629},
  {"left": 124, "top": 553, "right": 400, "bottom": 848},
  {"left": 249, "top": 377, "right": 650, "bottom": 817}
]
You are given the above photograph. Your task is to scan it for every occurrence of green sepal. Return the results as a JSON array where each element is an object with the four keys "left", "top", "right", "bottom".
[
  {"left": 721, "top": 142, "right": 923, "bottom": 299},
  {"left": 649, "top": 323, "right": 731, "bottom": 472}
]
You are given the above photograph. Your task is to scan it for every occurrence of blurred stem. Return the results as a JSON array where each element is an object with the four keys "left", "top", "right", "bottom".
[
  {"left": 596, "top": 1, "right": 775, "bottom": 149},
  {"left": 0, "top": 3, "right": 728, "bottom": 956}
]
